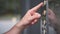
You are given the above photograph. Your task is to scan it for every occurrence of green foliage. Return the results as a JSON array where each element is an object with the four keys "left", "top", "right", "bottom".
[{"left": 0, "top": 0, "right": 21, "bottom": 15}]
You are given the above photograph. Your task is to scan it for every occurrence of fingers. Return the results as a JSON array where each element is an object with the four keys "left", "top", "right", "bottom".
[
  {"left": 31, "top": 13, "right": 40, "bottom": 24},
  {"left": 31, "top": 19, "right": 38, "bottom": 24},
  {"left": 48, "top": 9, "right": 53, "bottom": 13},
  {"left": 29, "top": 13, "right": 41, "bottom": 21},
  {"left": 48, "top": 9, "right": 52, "bottom": 15},
  {"left": 48, "top": 9, "right": 55, "bottom": 15},
  {"left": 32, "top": 13, "right": 41, "bottom": 19},
  {"left": 29, "top": 2, "right": 43, "bottom": 12}
]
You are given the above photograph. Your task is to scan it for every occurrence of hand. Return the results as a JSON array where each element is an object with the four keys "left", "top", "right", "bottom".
[
  {"left": 16, "top": 2, "right": 43, "bottom": 27},
  {"left": 4, "top": 2, "right": 43, "bottom": 34},
  {"left": 48, "top": 9, "right": 57, "bottom": 23}
]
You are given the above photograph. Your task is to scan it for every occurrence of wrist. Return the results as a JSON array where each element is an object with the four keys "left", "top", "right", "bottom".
[{"left": 15, "top": 21, "right": 26, "bottom": 30}]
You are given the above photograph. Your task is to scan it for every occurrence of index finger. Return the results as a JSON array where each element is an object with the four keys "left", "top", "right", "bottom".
[
  {"left": 29, "top": 2, "right": 43, "bottom": 12},
  {"left": 48, "top": 9, "right": 54, "bottom": 14}
]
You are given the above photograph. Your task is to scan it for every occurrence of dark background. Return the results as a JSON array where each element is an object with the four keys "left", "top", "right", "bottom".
[{"left": 0, "top": 0, "right": 60, "bottom": 34}]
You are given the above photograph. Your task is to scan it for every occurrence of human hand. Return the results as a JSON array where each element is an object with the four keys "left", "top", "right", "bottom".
[
  {"left": 48, "top": 9, "right": 57, "bottom": 23},
  {"left": 16, "top": 2, "right": 43, "bottom": 27}
]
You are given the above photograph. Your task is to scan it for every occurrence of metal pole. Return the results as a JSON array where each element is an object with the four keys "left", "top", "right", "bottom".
[{"left": 23, "top": 0, "right": 30, "bottom": 34}]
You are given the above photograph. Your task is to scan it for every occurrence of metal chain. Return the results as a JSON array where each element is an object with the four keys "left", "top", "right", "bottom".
[{"left": 41, "top": 0, "right": 49, "bottom": 34}]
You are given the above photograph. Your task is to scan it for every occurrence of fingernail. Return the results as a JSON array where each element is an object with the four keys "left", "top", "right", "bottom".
[{"left": 40, "top": 2, "right": 44, "bottom": 6}]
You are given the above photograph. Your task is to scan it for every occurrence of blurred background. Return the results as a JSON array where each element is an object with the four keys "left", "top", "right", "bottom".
[
  {"left": 0, "top": 0, "right": 21, "bottom": 34},
  {"left": 0, "top": 0, "right": 60, "bottom": 34}
]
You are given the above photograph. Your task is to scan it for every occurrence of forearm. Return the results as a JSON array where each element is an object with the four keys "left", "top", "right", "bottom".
[
  {"left": 50, "top": 19, "right": 60, "bottom": 34},
  {"left": 4, "top": 22, "right": 25, "bottom": 34},
  {"left": 54, "top": 22, "right": 60, "bottom": 34}
]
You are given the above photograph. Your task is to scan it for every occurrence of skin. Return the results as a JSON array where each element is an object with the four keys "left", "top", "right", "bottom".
[
  {"left": 48, "top": 9, "right": 60, "bottom": 34},
  {"left": 4, "top": 2, "right": 43, "bottom": 34},
  {"left": 4, "top": 2, "right": 60, "bottom": 34}
]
